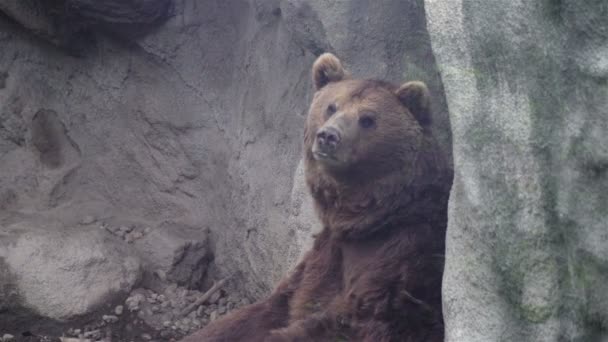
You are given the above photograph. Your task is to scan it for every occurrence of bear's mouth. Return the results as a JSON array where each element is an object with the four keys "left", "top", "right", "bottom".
[{"left": 313, "top": 150, "right": 340, "bottom": 164}]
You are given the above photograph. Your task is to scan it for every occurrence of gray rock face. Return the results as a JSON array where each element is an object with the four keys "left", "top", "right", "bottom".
[
  {"left": 0, "top": 0, "right": 171, "bottom": 52},
  {"left": 136, "top": 221, "right": 211, "bottom": 289},
  {"left": 0, "top": 0, "right": 451, "bottom": 323},
  {"left": 0, "top": 221, "right": 141, "bottom": 321},
  {"left": 426, "top": 0, "right": 608, "bottom": 340}
]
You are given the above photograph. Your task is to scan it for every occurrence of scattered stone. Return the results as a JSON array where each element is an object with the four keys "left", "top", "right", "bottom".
[
  {"left": 83, "top": 329, "right": 101, "bottom": 340},
  {"left": 60, "top": 338, "right": 91, "bottom": 342},
  {"left": 163, "top": 321, "right": 172, "bottom": 328},
  {"left": 125, "top": 234, "right": 136, "bottom": 244},
  {"left": 102, "top": 314, "right": 119, "bottom": 324},
  {"left": 218, "top": 306, "right": 226, "bottom": 315},
  {"left": 141, "top": 333, "right": 152, "bottom": 340},
  {"left": 115, "top": 305, "right": 124, "bottom": 315},
  {"left": 126, "top": 293, "right": 145, "bottom": 311},
  {"left": 119, "top": 225, "right": 134, "bottom": 234},
  {"left": 218, "top": 297, "right": 227, "bottom": 307},
  {"left": 2, "top": 334, "right": 15, "bottom": 342},
  {"left": 209, "top": 310, "right": 218, "bottom": 321},
  {"left": 80, "top": 215, "right": 96, "bottom": 225},
  {"left": 73, "top": 329, "right": 81, "bottom": 336},
  {"left": 208, "top": 291, "right": 221, "bottom": 304},
  {"left": 196, "top": 305, "right": 204, "bottom": 317}
]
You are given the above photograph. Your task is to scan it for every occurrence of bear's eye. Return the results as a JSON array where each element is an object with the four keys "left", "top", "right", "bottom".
[
  {"left": 326, "top": 103, "right": 337, "bottom": 117},
  {"left": 359, "top": 116, "right": 376, "bottom": 129}
]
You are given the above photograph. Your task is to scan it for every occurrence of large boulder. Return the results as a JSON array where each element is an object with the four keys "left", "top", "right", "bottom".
[
  {"left": 0, "top": 220, "right": 141, "bottom": 321},
  {"left": 426, "top": 0, "right": 608, "bottom": 340}
]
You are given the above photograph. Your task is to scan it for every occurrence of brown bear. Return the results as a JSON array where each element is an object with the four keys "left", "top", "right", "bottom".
[{"left": 181, "top": 53, "right": 452, "bottom": 342}]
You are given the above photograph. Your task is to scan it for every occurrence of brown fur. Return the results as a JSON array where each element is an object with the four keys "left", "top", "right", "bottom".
[{"left": 181, "top": 53, "right": 452, "bottom": 342}]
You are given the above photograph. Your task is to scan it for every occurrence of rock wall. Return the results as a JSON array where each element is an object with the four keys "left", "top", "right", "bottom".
[
  {"left": 426, "top": 0, "right": 608, "bottom": 340},
  {"left": 0, "top": 0, "right": 451, "bottom": 325}
]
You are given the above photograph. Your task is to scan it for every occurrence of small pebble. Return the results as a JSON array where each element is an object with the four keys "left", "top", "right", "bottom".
[
  {"left": 141, "top": 333, "right": 152, "bottom": 341},
  {"left": 102, "top": 314, "right": 119, "bottom": 324},
  {"left": 125, "top": 234, "right": 135, "bottom": 244},
  {"left": 210, "top": 311, "right": 218, "bottom": 321},
  {"left": 115, "top": 305, "right": 124, "bottom": 315},
  {"left": 126, "top": 293, "right": 145, "bottom": 311},
  {"left": 208, "top": 291, "right": 221, "bottom": 304},
  {"left": 163, "top": 321, "right": 172, "bottom": 328},
  {"left": 80, "top": 215, "right": 96, "bottom": 225},
  {"left": 83, "top": 329, "right": 101, "bottom": 340},
  {"left": 73, "top": 329, "right": 81, "bottom": 336},
  {"left": 218, "top": 306, "right": 226, "bottom": 315},
  {"left": 2, "top": 334, "right": 15, "bottom": 342},
  {"left": 119, "top": 225, "right": 133, "bottom": 233},
  {"left": 196, "top": 305, "right": 204, "bottom": 317}
]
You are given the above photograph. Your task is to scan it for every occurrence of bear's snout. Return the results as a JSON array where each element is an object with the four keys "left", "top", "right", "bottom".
[{"left": 316, "top": 126, "right": 341, "bottom": 152}]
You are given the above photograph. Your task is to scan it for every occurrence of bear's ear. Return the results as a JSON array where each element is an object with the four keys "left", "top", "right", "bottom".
[
  {"left": 395, "top": 81, "right": 432, "bottom": 126},
  {"left": 312, "top": 53, "right": 347, "bottom": 90}
]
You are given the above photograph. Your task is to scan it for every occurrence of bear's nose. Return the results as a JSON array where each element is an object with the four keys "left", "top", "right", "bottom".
[{"left": 316, "top": 127, "right": 341, "bottom": 151}]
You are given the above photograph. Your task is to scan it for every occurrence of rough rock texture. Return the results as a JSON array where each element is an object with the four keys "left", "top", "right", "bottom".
[
  {"left": 0, "top": 0, "right": 451, "bottom": 325},
  {"left": 0, "top": 0, "right": 171, "bottom": 52},
  {"left": 0, "top": 219, "right": 141, "bottom": 321},
  {"left": 136, "top": 221, "right": 211, "bottom": 289},
  {"left": 426, "top": 0, "right": 608, "bottom": 341}
]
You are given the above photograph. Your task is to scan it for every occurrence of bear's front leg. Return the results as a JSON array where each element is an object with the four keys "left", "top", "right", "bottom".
[{"left": 179, "top": 297, "right": 287, "bottom": 342}]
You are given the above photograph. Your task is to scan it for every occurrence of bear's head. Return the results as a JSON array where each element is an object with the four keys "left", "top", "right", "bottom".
[{"left": 304, "top": 53, "right": 450, "bottom": 239}]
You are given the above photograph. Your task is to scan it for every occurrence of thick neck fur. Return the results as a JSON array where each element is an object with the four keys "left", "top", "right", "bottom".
[{"left": 305, "top": 134, "right": 451, "bottom": 240}]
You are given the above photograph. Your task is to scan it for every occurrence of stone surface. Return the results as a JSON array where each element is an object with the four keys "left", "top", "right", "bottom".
[
  {"left": 0, "top": 0, "right": 171, "bottom": 52},
  {"left": 136, "top": 221, "right": 211, "bottom": 289},
  {"left": 426, "top": 0, "right": 608, "bottom": 341},
  {"left": 0, "top": 0, "right": 451, "bottom": 321},
  {"left": 0, "top": 220, "right": 141, "bottom": 321}
]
